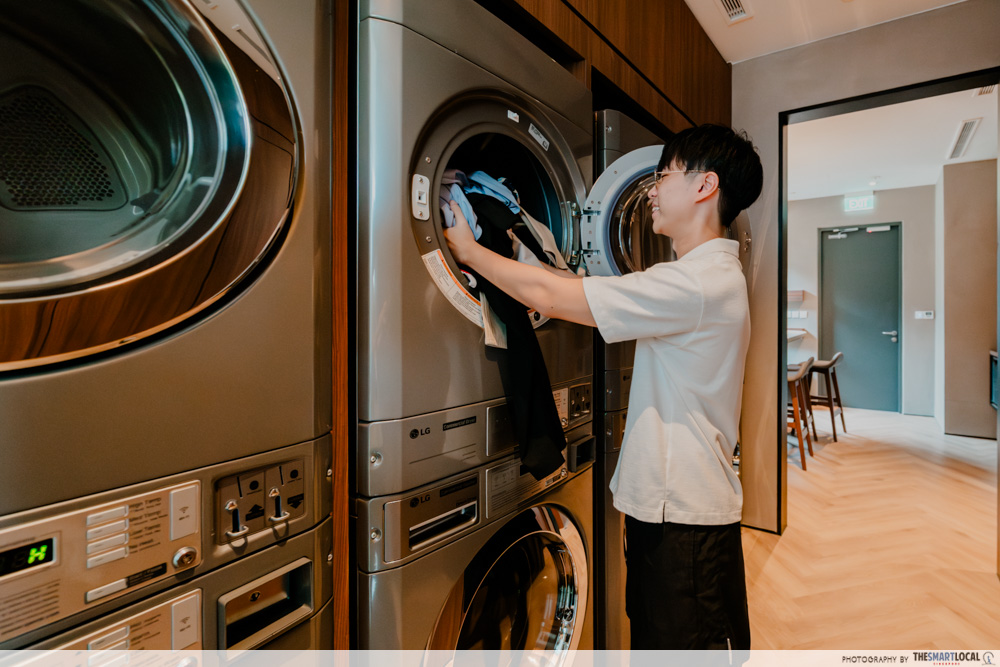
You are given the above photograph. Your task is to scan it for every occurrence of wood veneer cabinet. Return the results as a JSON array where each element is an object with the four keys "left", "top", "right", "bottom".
[{"left": 480, "top": 0, "right": 731, "bottom": 130}]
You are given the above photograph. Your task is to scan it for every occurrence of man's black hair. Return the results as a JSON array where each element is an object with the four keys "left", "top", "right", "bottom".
[{"left": 657, "top": 124, "right": 763, "bottom": 228}]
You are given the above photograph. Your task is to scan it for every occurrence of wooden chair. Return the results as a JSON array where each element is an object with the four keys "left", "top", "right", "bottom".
[
  {"left": 809, "top": 352, "right": 847, "bottom": 441},
  {"left": 787, "top": 357, "right": 815, "bottom": 470}
]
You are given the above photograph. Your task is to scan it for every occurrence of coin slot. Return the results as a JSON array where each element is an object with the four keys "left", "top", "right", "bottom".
[{"left": 408, "top": 501, "right": 478, "bottom": 553}]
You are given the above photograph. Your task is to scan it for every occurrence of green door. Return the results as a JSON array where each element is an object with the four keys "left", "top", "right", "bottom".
[{"left": 819, "top": 224, "right": 901, "bottom": 411}]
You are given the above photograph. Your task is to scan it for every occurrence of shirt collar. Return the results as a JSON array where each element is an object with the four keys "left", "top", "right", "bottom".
[{"left": 678, "top": 237, "right": 740, "bottom": 262}]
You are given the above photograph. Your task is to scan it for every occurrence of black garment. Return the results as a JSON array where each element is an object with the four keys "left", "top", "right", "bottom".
[
  {"left": 624, "top": 517, "right": 751, "bottom": 651},
  {"left": 464, "top": 193, "right": 566, "bottom": 479}
]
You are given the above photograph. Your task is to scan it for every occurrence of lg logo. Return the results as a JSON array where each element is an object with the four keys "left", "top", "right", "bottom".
[
  {"left": 409, "top": 427, "right": 431, "bottom": 439},
  {"left": 409, "top": 494, "right": 431, "bottom": 508}
]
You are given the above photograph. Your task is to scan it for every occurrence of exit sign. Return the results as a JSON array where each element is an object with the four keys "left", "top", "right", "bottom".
[{"left": 844, "top": 191, "right": 875, "bottom": 212}]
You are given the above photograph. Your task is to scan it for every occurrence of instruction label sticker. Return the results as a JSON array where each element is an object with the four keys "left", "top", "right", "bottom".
[
  {"left": 422, "top": 249, "right": 483, "bottom": 327},
  {"left": 552, "top": 387, "right": 569, "bottom": 425},
  {"left": 528, "top": 123, "right": 550, "bottom": 151},
  {"left": 507, "top": 110, "right": 520, "bottom": 123}
]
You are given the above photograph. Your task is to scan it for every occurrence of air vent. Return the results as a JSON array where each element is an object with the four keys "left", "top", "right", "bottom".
[
  {"left": 715, "top": 0, "right": 754, "bottom": 24},
  {"left": 948, "top": 118, "right": 981, "bottom": 160},
  {"left": 975, "top": 84, "right": 996, "bottom": 96}
]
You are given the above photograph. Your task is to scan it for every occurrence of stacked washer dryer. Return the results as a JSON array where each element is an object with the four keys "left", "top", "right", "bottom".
[
  {"left": 355, "top": 0, "right": 598, "bottom": 653},
  {"left": 590, "top": 109, "right": 672, "bottom": 650},
  {"left": 0, "top": 0, "right": 333, "bottom": 651}
]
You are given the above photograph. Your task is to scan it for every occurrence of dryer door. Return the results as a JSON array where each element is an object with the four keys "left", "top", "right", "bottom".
[
  {"left": 426, "top": 504, "right": 589, "bottom": 654},
  {"left": 580, "top": 145, "right": 673, "bottom": 276},
  {"left": 0, "top": 0, "right": 295, "bottom": 369},
  {"left": 409, "top": 90, "right": 589, "bottom": 330}
]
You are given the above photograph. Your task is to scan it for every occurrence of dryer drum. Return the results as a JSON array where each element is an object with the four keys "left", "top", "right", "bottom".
[
  {"left": 609, "top": 173, "right": 672, "bottom": 274},
  {"left": 409, "top": 91, "right": 585, "bottom": 329},
  {"left": 0, "top": 0, "right": 296, "bottom": 369}
]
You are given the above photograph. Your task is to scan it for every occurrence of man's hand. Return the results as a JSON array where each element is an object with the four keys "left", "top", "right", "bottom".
[
  {"left": 441, "top": 199, "right": 596, "bottom": 327},
  {"left": 443, "top": 200, "right": 481, "bottom": 267}
]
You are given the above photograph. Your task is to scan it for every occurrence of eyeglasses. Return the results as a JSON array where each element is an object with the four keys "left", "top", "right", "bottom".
[{"left": 653, "top": 169, "right": 706, "bottom": 185}]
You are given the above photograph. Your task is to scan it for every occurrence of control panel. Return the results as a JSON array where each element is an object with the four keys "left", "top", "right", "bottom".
[
  {"left": 0, "top": 483, "right": 201, "bottom": 644},
  {"left": 0, "top": 436, "right": 330, "bottom": 649},
  {"left": 49, "top": 590, "right": 202, "bottom": 652},
  {"left": 359, "top": 379, "right": 595, "bottom": 497}
]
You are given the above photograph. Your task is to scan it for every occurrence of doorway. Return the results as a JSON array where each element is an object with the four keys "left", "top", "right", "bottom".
[{"left": 781, "top": 69, "right": 999, "bottom": 432}]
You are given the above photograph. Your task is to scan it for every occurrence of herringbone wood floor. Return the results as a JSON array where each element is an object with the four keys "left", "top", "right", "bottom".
[{"left": 743, "top": 407, "right": 1000, "bottom": 648}]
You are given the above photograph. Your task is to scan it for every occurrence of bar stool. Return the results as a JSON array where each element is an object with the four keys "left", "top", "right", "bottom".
[
  {"left": 809, "top": 352, "right": 847, "bottom": 441},
  {"left": 787, "top": 357, "right": 814, "bottom": 470}
]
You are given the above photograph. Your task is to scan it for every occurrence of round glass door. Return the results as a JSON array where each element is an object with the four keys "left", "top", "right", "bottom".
[
  {"left": 581, "top": 145, "right": 673, "bottom": 276},
  {"left": 408, "top": 91, "right": 587, "bottom": 329},
  {"left": 458, "top": 532, "right": 577, "bottom": 650},
  {"left": 427, "top": 505, "right": 589, "bottom": 656},
  {"left": 0, "top": 0, "right": 295, "bottom": 369}
]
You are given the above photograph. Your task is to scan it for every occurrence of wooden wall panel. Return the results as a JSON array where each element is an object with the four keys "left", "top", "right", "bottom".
[
  {"left": 331, "top": 0, "right": 351, "bottom": 650},
  {"left": 486, "top": 0, "right": 730, "bottom": 131},
  {"left": 566, "top": 0, "right": 730, "bottom": 127}
]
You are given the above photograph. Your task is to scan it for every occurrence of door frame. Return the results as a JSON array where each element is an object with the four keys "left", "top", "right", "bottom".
[
  {"left": 776, "top": 65, "right": 1000, "bottom": 534},
  {"left": 817, "top": 222, "right": 903, "bottom": 412}
]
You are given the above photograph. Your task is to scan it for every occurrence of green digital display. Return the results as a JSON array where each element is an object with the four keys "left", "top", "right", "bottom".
[{"left": 0, "top": 538, "right": 55, "bottom": 578}]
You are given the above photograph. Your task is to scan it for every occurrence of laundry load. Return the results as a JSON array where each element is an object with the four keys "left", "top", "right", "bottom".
[{"left": 440, "top": 169, "right": 569, "bottom": 480}]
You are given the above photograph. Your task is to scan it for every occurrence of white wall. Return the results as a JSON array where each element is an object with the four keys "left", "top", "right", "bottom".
[
  {"left": 787, "top": 186, "right": 936, "bottom": 416},
  {"left": 732, "top": 0, "right": 1000, "bottom": 532}
]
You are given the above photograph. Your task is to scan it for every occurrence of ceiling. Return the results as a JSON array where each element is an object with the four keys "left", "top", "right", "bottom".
[
  {"left": 681, "top": 0, "right": 968, "bottom": 65},
  {"left": 681, "top": 0, "right": 998, "bottom": 202},
  {"left": 787, "top": 87, "right": 998, "bottom": 201}
]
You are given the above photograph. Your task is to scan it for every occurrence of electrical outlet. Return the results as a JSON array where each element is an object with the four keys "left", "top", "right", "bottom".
[{"left": 914, "top": 310, "right": 934, "bottom": 320}]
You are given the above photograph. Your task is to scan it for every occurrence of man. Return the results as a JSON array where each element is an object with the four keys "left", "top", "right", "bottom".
[{"left": 444, "top": 124, "right": 763, "bottom": 650}]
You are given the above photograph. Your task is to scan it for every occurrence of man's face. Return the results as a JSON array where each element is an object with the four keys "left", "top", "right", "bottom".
[{"left": 648, "top": 160, "right": 698, "bottom": 238}]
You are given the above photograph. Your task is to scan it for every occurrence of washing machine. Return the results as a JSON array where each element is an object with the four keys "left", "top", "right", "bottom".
[
  {"left": 0, "top": 0, "right": 333, "bottom": 649},
  {"left": 356, "top": 429, "right": 595, "bottom": 653},
  {"left": 356, "top": 0, "right": 597, "bottom": 501},
  {"left": 591, "top": 109, "right": 672, "bottom": 650}
]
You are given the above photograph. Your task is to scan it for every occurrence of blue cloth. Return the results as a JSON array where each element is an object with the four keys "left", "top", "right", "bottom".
[
  {"left": 439, "top": 169, "right": 521, "bottom": 240},
  {"left": 466, "top": 171, "right": 520, "bottom": 214},
  {"left": 439, "top": 182, "right": 481, "bottom": 239}
]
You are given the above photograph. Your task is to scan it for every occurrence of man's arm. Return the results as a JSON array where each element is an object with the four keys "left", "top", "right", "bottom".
[{"left": 443, "top": 201, "right": 597, "bottom": 327}]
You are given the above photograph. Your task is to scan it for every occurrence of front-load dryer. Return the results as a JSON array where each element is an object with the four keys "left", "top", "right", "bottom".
[
  {"left": 356, "top": 428, "right": 594, "bottom": 652},
  {"left": 0, "top": 0, "right": 333, "bottom": 648},
  {"left": 357, "top": 0, "right": 596, "bottom": 498},
  {"left": 590, "top": 109, "right": 671, "bottom": 650}
]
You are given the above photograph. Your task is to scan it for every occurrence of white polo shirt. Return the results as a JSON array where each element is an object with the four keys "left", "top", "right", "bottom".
[{"left": 582, "top": 238, "right": 750, "bottom": 525}]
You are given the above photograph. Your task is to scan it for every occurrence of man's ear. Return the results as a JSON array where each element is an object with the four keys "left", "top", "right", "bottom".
[{"left": 695, "top": 171, "right": 720, "bottom": 201}]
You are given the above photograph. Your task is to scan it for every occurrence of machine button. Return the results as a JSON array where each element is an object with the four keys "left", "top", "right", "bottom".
[
  {"left": 170, "top": 484, "right": 199, "bottom": 540},
  {"left": 86, "top": 519, "right": 128, "bottom": 542},
  {"left": 85, "top": 578, "right": 128, "bottom": 603},
  {"left": 171, "top": 593, "right": 201, "bottom": 650},
  {"left": 87, "top": 626, "right": 130, "bottom": 650},
  {"left": 87, "top": 546, "right": 129, "bottom": 569},
  {"left": 86, "top": 533, "right": 129, "bottom": 554},
  {"left": 86, "top": 506, "right": 128, "bottom": 526}
]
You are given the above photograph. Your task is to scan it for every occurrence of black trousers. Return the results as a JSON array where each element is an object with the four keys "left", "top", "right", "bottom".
[{"left": 624, "top": 516, "right": 751, "bottom": 650}]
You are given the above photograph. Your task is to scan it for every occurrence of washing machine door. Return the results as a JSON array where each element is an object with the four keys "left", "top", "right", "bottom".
[
  {"left": 0, "top": 0, "right": 295, "bottom": 369},
  {"left": 409, "top": 90, "right": 589, "bottom": 329},
  {"left": 580, "top": 145, "right": 673, "bottom": 276},
  {"left": 426, "top": 504, "right": 589, "bottom": 654}
]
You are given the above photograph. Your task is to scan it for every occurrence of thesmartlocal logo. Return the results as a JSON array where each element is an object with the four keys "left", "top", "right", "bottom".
[{"left": 911, "top": 652, "right": 994, "bottom": 666}]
